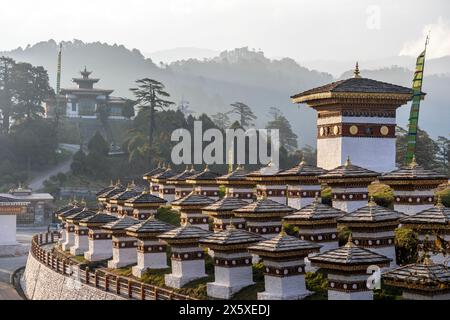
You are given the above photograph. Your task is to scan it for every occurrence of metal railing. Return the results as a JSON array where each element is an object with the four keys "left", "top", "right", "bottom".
[{"left": 31, "top": 233, "right": 195, "bottom": 300}]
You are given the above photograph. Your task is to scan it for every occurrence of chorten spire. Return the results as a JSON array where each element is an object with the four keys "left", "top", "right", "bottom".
[{"left": 354, "top": 62, "right": 361, "bottom": 78}]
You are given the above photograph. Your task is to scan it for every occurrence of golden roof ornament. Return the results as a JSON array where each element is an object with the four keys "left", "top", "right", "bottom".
[
  {"left": 345, "top": 233, "right": 355, "bottom": 247},
  {"left": 436, "top": 195, "right": 444, "bottom": 208},
  {"left": 300, "top": 155, "right": 306, "bottom": 165},
  {"left": 80, "top": 197, "right": 86, "bottom": 206},
  {"left": 204, "top": 164, "right": 210, "bottom": 172},
  {"left": 226, "top": 217, "right": 236, "bottom": 230},
  {"left": 116, "top": 178, "right": 121, "bottom": 186},
  {"left": 279, "top": 225, "right": 287, "bottom": 236},
  {"left": 409, "top": 155, "right": 418, "bottom": 168},
  {"left": 109, "top": 179, "right": 114, "bottom": 187},
  {"left": 354, "top": 62, "right": 361, "bottom": 78},
  {"left": 345, "top": 155, "right": 352, "bottom": 167},
  {"left": 368, "top": 196, "right": 377, "bottom": 207},
  {"left": 312, "top": 195, "right": 320, "bottom": 207}
]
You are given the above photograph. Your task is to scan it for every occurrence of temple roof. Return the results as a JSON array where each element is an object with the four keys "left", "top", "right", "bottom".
[
  {"left": 124, "top": 190, "right": 167, "bottom": 205},
  {"left": 186, "top": 166, "right": 221, "bottom": 181},
  {"left": 319, "top": 157, "right": 379, "bottom": 180},
  {"left": 0, "top": 196, "right": 29, "bottom": 206},
  {"left": 308, "top": 236, "right": 391, "bottom": 267},
  {"left": 382, "top": 260, "right": 450, "bottom": 291},
  {"left": 109, "top": 187, "right": 140, "bottom": 202},
  {"left": 199, "top": 225, "right": 263, "bottom": 246},
  {"left": 400, "top": 200, "right": 450, "bottom": 225},
  {"left": 58, "top": 206, "right": 84, "bottom": 219},
  {"left": 291, "top": 76, "right": 414, "bottom": 102},
  {"left": 202, "top": 196, "right": 249, "bottom": 212},
  {"left": 248, "top": 232, "right": 321, "bottom": 256},
  {"left": 54, "top": 204, "right": 76, "bottom": 215},
  {"left": 217, "top": 166, "right": 249, "bottom": 181},
  {"left": 143, "top": 166, "right": 166, "bottom": 179},
  {"left": 97, "top": 184, "right": 126, "bottom": 200},
  {"left": 379, "top": 158, "right": 447, "bottom": 181},
  {"left": 102, "top": 216, "right": 140, "bottom": 230},
  {"left": 79, "top": 213, "right": 118, "bottom": 225},
  {"left": 65, "top": 208, "right": 96, "bottom": 222},
  {"left": 171, "top": 192, "right": 215, "bottom": 207},
  {"left": 337, "top": 198, "right": 401, "bottom": 223},
  {"left": 95, "top": 182, "right": 116, "bottom": 197},
  {"left": 152, "top": 167, "right": 176, "bottom": 181},
  {"left": 284, "top": 198, "right": 345, "bottom": 221},
  {"left": 167, "top": 167, "right": 199, "bottom": 182},
  {"left": 277, "top": 160, "right": 327, "bottom": 178},
  {"left": 158, "top": 225, "right": 211, "bottom": 240},
  {"left": 125, "top": 217, "right": 175, "bottom": 234},
  {"left": 233, "top": 198, "right": 296, "bottom": 215}
]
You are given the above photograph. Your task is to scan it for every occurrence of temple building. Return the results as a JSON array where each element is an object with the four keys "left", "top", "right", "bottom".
[
  {"left": 400, "top": 197, "right": 450, "bottom": 265},
  {"left": 309, "top": 235, "right": 391, "bottom": 300},
  {"left": 97, "top": 182, "right": 125, "bottom": 212},
  {"left": 291, "top": 65, "right": 414, "bottom": 173},
  {"left": 167, "top": 166, "right": 199, "bottom": 200},
  {"left": 202, "top": 197, "right": 249, "bottom": 232},
  {"left": 125, "top": 217, "right": 175, "bottom": 277},
  {"left": 248, "top": 231, "right": 321, "bottom": 300},
  {"left": 216, "top": 166, "right": 255, "bottom": 201},
  {"left": 283, "top": 197, "right": 345, "bottom": 252},
  {"left": 382, "top": 258, "right": 450, "bottom": 300},
  {"left": 123, "top": 189, "right": 167, "bottom": 220},
  {"left": 46, "top": 67, "right": 130, "bottom": 119},
  {"left": 102, "top": 216, "right": 140, "bottom": 268},
  {"left": 107, "top": 184, "right": 139, "bottom": 217},
  {"left": 143, "top": 165, "right": 166, "bottom": 196},
  {"left": 233, "top": 198, "right": 295, "bottom": 238},
  {"left": 318, "top": 157, "right": 379, "bottom": 213},
  {"left": 378, "top": 157, "right": 447, "bottom": 216},
  {"left": 79, "top": 213, "right": 118, "bottom": 262},
  {"left": 171, "top": 192, "right": 215, "bottom": 230},
  {"left": 337, "top": 197, "right": 402, "bottom": 266},
  {"left": 58, "top": 205, "right": 86, "bottom": 251},
  {"left": 158, "top": 225, "right": 211, "bottom": 288},
  {"left": 67, "top": 208, "right": 96, "bottom": 256},
  {"left": 246, "top": 162, "right": 286, "bottom": 204},
  {"left": 1, "top": 185, "right": 54, "bottom": 224},
  {"left": 199, "top": 224, "right": 263, "bottom": 299},
  {"left": 0, "top": 196, "right": 29, "bottom": 246},
  {"left": 186, "top": 166, "right": 221, "bottom": 200},
  {"left": 151, "top": 166, "right": 177, "bottom": 202},
  {"left": 276, "top": 159, "right": 327, "bottom": 209}
]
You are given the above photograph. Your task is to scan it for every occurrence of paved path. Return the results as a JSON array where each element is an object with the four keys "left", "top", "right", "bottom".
[
  {"left": 0, "top": 226, "right": 47, "bottom": 300},
  {"left": 28, "top": 144, "right": 79, "bottom": 191}
]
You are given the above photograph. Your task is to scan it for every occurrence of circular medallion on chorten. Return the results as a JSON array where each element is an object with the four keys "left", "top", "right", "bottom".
[
  {"left": 333, "top": 125, "right": 340, "bottom": 135},
  {"left": 380, "top": 126, "right": 389, "bottom": 136},
  {"left": 319, "top": 127, "right": 325, "bottom": 136},
  {"left": 349, "top": 125, "right": 358, "bottom": 135}
]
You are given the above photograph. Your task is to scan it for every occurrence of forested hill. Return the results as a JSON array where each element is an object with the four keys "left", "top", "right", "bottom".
[{"left": 2, "top": 40, "right": 449, "bottom": 145}]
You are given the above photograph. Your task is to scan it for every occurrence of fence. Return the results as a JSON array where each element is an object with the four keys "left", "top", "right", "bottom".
[{"left": 31, "top": 232, "right": 195, "bottom": 300}]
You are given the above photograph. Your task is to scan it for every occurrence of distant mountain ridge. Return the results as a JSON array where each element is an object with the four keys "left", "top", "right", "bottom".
[{"left": 1, "top": 39, "right": 449, "bottom": 145}]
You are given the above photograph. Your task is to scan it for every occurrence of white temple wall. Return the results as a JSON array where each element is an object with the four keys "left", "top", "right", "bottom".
[
  {"left": 332, "top": 200, "right": 367, "bottom": 213},
  {"left": 0, "top": 215, "right": 17, "bottom": 245}
]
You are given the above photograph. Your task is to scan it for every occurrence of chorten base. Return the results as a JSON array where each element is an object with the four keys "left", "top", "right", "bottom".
[
  {"left": 207, "top": 281, "right": 254, "bottom": 299},
  {"left": 165, "top": 273, "right": 207, "bottom": 289},
  {"left": 328, "top": 290, "right": 373, "bottom": 300},
  {"left": 257, "top": 290, "right": 312, "bottom": 300}
]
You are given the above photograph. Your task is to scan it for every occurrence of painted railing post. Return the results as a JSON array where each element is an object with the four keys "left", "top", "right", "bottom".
[{"left": 140, "top": 284, "right": 145, "bottom": 300}]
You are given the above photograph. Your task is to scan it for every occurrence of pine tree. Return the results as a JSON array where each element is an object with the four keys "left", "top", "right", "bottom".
[{"left": 230, "top": 102, "right": 257, "bottom": 128}]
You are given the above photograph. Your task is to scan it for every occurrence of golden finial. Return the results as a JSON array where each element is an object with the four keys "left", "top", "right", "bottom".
[
  {"left": 368, "top": 196, "right": 376, "bottom": 206},
  {"left": 185, "top": 165, "right": 189, "bottom": 171},
  {"left": 436, "top": 195, "right": 444, "bottom": 208},
  {"left": 279, "top": 225, "right": 287, "bottom": 236},
  {"left": 80, "top": 197, "right": 86, "bottom": 206},
  {"left": 313, "top": 195, "right": 320, "bottom": 206},
  {"left": 166, "top": 164, "right": 171, "bottom": 170},
  {"left": 116, "top": 178, "right": 121, "bottom": 186},
  {"left": 409, "top": 155, "right": 418, "bottom": 168},
  {"left": 345, "top": 155, "right": 351, "bottom": 167},
  {"left": 109, "top": 179, "right": 114, "bottom": 187},
  {"left": 204, "top": 164, "right": 210, "bottom": 172},
  {"left": 226, "top": 217, "right": 236, "bottom": 230},
  {"left": 300, "top": 155, "right": 306, "bottom": 165},
  {"left": 354, "top": 62, "right": 361, "bottom": 78},
  {"left": 346, "top": 233, "right": 354, "bottom": 246},
  {"left": 142, "top": 186, "right": 149, "bottom": 194}
]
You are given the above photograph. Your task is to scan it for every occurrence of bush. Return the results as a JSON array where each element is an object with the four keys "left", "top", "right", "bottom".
[
  {"left": 395, "top": 227, "right": 419, "bottom": 265},
  {"left": 369, "top": 183, "right": 394, "bottom": 208}
]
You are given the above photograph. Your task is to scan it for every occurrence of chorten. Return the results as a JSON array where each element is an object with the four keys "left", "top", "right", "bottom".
[
  {"left": 234, "top": 197, "right": 295, "bottom": 238},
  {"left": 186, "top": 166, "right": 221, "bottom": 200},
  {"left": 97, "top": 181, "right": 125, "bottom": 213},
  {"left": 382, "top": 258, "right": 450, "bottom": 300},
  {"left": 158, "top": 225, "right": 211, "bottom": 288},
  {"left": 291, "top": 66, "right": 414, "bottom": 173},
  {"left": 199, "top": 225, "right": 263, "bottom": 299},
  {"left": 318, "top": 156, "right": 379, "bottom": 212},
  {"left": 142, "top": 164, "right": 166, "bottom": 195},
  {"left": 125, "top": 217, "right": 175, "bottom": 277},
  {"left": 79, "top": 213, "right": 118, "bottom": 261},
  {"left": 65, "top": 208, "right": 96, "bottom": 256},
  {"left": 202, "top": 197, "right": 249, "bottom": 232},
  {"left": 309, "top": 235, "right": 391, "bottom": 300},
  {"left": 57, "top": 205, "right": 84, "bottom": 248},
  {"left": 276, "top": 159, "right": 327, "bottom": 209},
  {"left": 400, "top": 197, "right": 450, "bottom": 265},
  {"left": 102, "top": 216, "right": 140, "bottom": 268},
  {"left": 216, "top": 165, "right": 255, "bottom": 201},
  {"left": 248, "top": 231, "right": 321, "bottom": 300},
  {"left": 151, "top": 165, "right": 177, "bottom": 203},
  {"left": 167, "top": 166, "right": 199, "bottom": 200},
  {"left": 171, "top": 192, "right": 215, "bottom": 230},
  {"left": 0, "top": 196, "right": 29, "bottom": 246},
  {"left": 337, "top": 197, "right": 402, "bottom": 266},
  {"left": 107, "top": 183, "right": 140, "bottom": 217},
  {"left": 123, "top": 189, "right": 167, "bottom": 220},
  {"left": 246, "top": 162, "right": 286, "bottom": 204},
  {"left": 378, "top": 157, "right": 447, "bottom": 216},
  {"left": 283, "top": 197, "right": 345, "bottom": 252}
]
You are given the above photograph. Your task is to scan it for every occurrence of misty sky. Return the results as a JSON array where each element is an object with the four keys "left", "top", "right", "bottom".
[{"left": 3, "top": 0, "right": 450, "bottom": 61}]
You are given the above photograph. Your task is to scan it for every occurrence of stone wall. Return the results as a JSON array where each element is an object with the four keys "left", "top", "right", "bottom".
[{"left": 21, "top": 252, "right": 125, "bottom": 300}]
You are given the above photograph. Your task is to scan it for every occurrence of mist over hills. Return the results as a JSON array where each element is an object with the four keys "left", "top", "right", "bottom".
[{"left": 1, "top": 39, "right": 449, "bottom": 146}]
